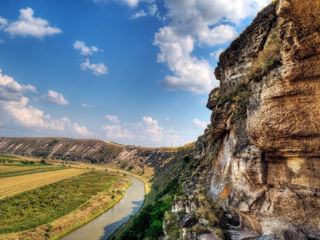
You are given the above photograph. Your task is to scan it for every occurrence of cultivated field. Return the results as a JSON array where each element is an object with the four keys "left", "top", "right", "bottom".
[
  {"left": 0, "top": 165, "right": 66, "bottom": 178},
  {"left": 0, "top": 171, "right": 130, "bottom": 237},
  {"left": 0, "top": 168, "right": 87, "bottom": 199}
]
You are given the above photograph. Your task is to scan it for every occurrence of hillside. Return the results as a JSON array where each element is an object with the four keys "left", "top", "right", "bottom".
[{"left": 0, "top": 137, "right": 180, "bottom": 179}]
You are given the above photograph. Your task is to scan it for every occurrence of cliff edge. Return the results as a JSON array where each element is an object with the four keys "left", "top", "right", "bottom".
[{"left": 168, "top": 0, "right": 320, "bottom": 239}]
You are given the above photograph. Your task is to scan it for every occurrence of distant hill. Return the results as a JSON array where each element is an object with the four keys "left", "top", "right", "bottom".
[{"left": 0, "top": 137, "right": 181, "bottom": 179}]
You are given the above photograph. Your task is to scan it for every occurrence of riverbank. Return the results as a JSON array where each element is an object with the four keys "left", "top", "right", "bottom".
[
  {"left": 61, "top": 176, "right": 145, "bottom": 240},
  {"left": 0, "top": 172, "right": 131, "bottom": 240}
]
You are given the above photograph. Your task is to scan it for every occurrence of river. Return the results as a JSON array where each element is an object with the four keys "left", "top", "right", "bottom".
[{"left": 61, "top": 176, "right": 145, "bottom": 240}]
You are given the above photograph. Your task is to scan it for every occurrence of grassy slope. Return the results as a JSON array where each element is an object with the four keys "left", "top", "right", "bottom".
[{"left": 111, "top": 143, "right": 196, "bottom": 240}]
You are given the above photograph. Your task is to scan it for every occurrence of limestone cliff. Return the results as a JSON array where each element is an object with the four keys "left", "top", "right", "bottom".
[{"left": 164, "top": 1, "right": 320, "bottom": 239}]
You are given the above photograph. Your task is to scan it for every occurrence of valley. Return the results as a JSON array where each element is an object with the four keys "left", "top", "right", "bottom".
[
  {"left": 1, "top": 0, "right": 320, "bottom": 239},
  {"left": 0, "top": 153, "right": 132, "bottom": 240}
]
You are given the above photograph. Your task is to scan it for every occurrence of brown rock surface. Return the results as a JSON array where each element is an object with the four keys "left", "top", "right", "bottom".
[{"left": 204, "top": 0, "right": 320, "bottom": 238}]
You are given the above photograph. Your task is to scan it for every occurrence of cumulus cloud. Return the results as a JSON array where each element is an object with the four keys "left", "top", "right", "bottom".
[
  {"left": 81, "top": 58, "right": 108, "bottom": 76},
  {"left": 105, "top": 114, "right": 120, "bottom": 124},
  {"left": 193, "top": 118, "right": 207, "bottom": 129},
  {"left": 154, "top": 26, "right": 217, "bottom": 93},
  {"left": 102, "top": 124, "right": 133, "bottom": 140},
  {"left": 39, "top": 90, "right": 69, "bottom": 105},
  {"left": 2, "top": 96, "right": 91, "bottom": 137},
  {"left": 82, "top": 103, "right": 92, "bottom": 108},
  {"left": 0, "top": 69, "right": 36, "bottom": 101},
  {"left": 153, "top": 0, "right": 268, "bottom": 94},
  {"left": 102, "top": 116, "right": 184, "bottom": 146},
  {"left": 73, "top": 41, "right": 99, "bottom": 56},
  {"left": 1, "top": 7, "right": 62, "bottom": 38},
  {"left": 0, "top": 70, "right": 91, "bottom": 138}
]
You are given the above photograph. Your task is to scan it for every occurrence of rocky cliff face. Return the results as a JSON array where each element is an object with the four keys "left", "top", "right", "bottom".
[{"left": 165, "top": 1, "right": 320, "bottom": 239}]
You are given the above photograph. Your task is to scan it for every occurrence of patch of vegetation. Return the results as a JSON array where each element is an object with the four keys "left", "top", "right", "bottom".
[
  {"left": 216, "top": 83, "right": 249, "bottom": 123},
  {"left": 230, "top": 84, "right": 249, "bottom": 123},
  {"left": 164, "top": 212, "right": 183, "bottom": 240},
  {"left": 0, "top": 172, "right": 124, "bottom": 234},
  {"left": 40, "top": 159, "right": 47, "bottom": 165},
  {"left": 119, "top": 178, "right": 181, "bottom": 240},
  {"left": 0, "top": 165, "right": 66, "bottom": 178},
  {"left": 248, "top": 30, "right": 282, "bottom": 82},
  {"left": 120, "top": 162, "right": 128, "bottom": 169}
]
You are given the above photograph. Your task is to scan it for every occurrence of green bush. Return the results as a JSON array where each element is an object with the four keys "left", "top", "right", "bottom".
[
  {"left": 248, "top": 30, "right": 282, "bottom": 82},
  {"left": 40, "top": 159, "right": 46, "bottom": 165}
]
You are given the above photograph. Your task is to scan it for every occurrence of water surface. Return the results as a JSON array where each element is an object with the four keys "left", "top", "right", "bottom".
[{"left": 61, "top": 176, "right": 145, "bottom": 240}]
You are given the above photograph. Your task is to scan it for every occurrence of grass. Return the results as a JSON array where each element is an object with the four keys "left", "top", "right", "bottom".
[
  {"left": 0, "top": 171, "right": 126, "bottom": 234},
  {"left": 216, "top": 82, "right": 249, "bottom": 123},
  {"left": 0, "top": 168, "right": 86, "bottom": 200},
  {"left": 0, "top": 165, "right": 66, "bottom": 178},
  {"left": 0, "top": 153, "right": 67, "bottom": 178},
  {"left": 247, "top": 29, "right": 282, "bottom": 82}
]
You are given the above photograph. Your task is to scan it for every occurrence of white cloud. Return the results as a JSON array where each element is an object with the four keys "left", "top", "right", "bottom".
[
  {"left": 142, "top": 116, "right": 164, "bottom": 142},
  {"left": 210, "top": 48, "right": 224, "bottom": 61},
  {"left": 153, "top": 0, "right": 268, "bottom": 94},
  {"left": 0, "top": 17, "right": 7, "bottom": 29},
  {"left": 81, "top": 58, "right": 108, "bottom": 76},
  {"left": 102, "top": 116, "right": 184, "bottom": 146},
  {"left": 2, "top": 7, "right": 62, "bottom": 38},
  {"left": 82, "top": 103, "right": 92, "bottom": 108},
  {"left": 148, "top": 4, "right": 158, "bottom": 16},
  {"left": 40, "top": 90, "right": 69, "bottom": 105},
  {"left": 193, "top": 118, "right": 207, "bottom": 129},
  {"left": 73, "top": 41, "right": 99, "bottom": 56},
  {"left": 0, "top": 70, "right": 91, "bottom": 138},
  {"left": 93, "top": 0, "right": 154, "bottom": 8},
  {"left": 73, "top": 123, "right": 91, "bottom": 136},
  {"left": 131, "top": 4, "right": 158, "bottom": 19},
  {"left": 102, "top": 124, "right": 133, "bottom": 140},
  {"left": 154, "top": 26, "right": 217, "bottom": 93},
  {"left": 2, "top": 96, "right": 91, "bottom": 137},
  {"left": 197, "top": 25, "right": 236, "bottom": 46},
  {"left": 0, "top": 69, "right": 37, "bottom": 101},
  {"left": 105, "top": 114, "right": 120, "bottom": 124},
  {"left": 131, "top": 10, "right": 147, "bottom": 19}
]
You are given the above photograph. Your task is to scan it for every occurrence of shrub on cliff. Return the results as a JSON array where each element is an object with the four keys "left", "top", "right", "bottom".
[{"left": 248, "top": 31, "right": 282, "bottom": 82}]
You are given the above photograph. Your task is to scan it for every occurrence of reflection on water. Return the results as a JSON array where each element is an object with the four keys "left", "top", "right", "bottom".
[{"left": 61, "top": 176, "right": 145, "bottom": 240}]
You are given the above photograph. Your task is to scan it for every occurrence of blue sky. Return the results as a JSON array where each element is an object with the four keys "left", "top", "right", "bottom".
[{"left": 0, "top": 0, "right": 268, "bottom": 147}]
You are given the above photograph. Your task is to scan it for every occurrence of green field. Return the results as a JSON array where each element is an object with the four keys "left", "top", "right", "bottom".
[
  {"left": 0, "top": 153, "right": 65, "bottom": 178},
  {"left": 0, "top": 171, "right": 126, "bottom": 234}
]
